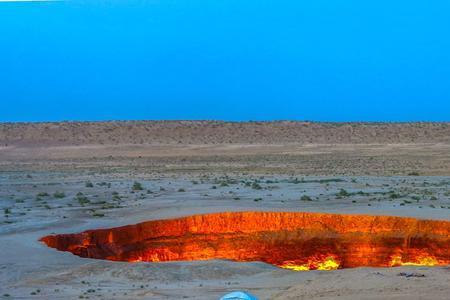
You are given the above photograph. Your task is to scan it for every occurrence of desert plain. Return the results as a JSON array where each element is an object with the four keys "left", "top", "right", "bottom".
[{"left": 2, "top": 121, "right": 450, "bottom": 299}]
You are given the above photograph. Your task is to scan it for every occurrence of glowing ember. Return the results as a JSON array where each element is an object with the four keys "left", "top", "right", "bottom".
[
  {"left": 390, "top": 255, "right": 439, "bottom": 267},
  {"left": 40, "top": 212, "right": 450, "bottom": 271},
  {"left": 280, "top": 256, "right": 340, "bottom": 271}
]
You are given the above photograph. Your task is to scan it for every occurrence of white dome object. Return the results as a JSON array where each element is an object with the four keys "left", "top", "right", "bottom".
[{"left": 219, "top": 291, "right": 259, "bottom": 300}]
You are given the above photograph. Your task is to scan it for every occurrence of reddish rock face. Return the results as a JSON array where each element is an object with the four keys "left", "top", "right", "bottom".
[{"left": 40, "top": 212, "right": 450, "bottom": 271}]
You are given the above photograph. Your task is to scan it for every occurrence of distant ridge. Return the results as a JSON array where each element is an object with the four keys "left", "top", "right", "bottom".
[{"left": 1, "top": 121, "right": 449, "bottom": 146}]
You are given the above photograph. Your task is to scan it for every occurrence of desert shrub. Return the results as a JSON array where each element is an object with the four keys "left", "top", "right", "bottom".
[
  {"left": 76, "top": 192, "right": 90, "bottom": 205},
  {"left": 251, "top": 182, "right": 262, "bottom": 190},
  {"left": 337, "top": 189, "right": 350, "bottom": 197},
  {"left": 389, "top": 192, "right": 401, "bottom": 199},
  {"left": 53, "top": 191, "right": 66, "bottom": 198},
  {"left": 408, "top": 172, "right": 420, "bottom": 176},
  {"left": 112, "top": 192, "right": 121, "bottom": 201},
  {"left": 85, "top": 181, "right": 94, "bottom": 188},
  {"left": 132, "top": 181, "right": 143, "bottom": 191},
  {"left": 300, "top": 195, "right": 313, "bottom": 201}
]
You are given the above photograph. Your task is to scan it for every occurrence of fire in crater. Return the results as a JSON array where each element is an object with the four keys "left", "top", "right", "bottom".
[{"left": 40, "top": 212, "right": 450, "bottom": 271}]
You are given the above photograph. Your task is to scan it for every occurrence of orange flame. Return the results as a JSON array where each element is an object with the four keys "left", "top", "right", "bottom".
[
  {"left": 40, "top": 211, "right": 450, "bottom": 271},
  {"left": 390, "top": 255, "right": 439, "bottom": 267},
  {"left": 280, "top": 256, "right": 340, "bottom": 271}
]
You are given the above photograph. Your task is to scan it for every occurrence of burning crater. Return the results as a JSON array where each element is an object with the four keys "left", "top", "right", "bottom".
[{"left": 40, "top": 212, "right": 450, "bottom": 271}]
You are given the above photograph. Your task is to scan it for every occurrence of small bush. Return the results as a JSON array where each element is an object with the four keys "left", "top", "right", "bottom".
[
  {"left": 85, "top": 181, "right": 94, "bottom": 188},
  {"left": 337, "top": 189, "right": 350, "bottom": 197},
  {"left": 251, "top": 182, "right": 262, "bottom": 190},
  {"left": 76, "top": 193, "right": 90, "bottom": 205},
  {"left": 300, "top": 195, "right": 313, "bottom": 201},
  {"left": 132, "top": 181, "right": 143, "bottom": 191},
  {"left": 53, "top": 191, "right": 66, "bottom": 199},
  {"left": 389, "top": 192, "right": 401, "bottom": 199},
  {"left": 112, "top": 192, "right": 121, "bottom": 201}
]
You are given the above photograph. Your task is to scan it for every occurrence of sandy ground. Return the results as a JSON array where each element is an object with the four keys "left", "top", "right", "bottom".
[
  {"left": 2, "top": 143, "right": 450, "bottom": 175},
  {"left": 2, "top": 169, "right": 450, "bottom": 299},
  {"left": 2, "top": 121, "right": 450, "bottom": 146},
  {"left": 2, "top": 125, "right": 450, "bottom": 300}
]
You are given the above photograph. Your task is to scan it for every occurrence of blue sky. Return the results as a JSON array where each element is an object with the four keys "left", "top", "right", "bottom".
[{"left": 0, "top": 0, "right": 449, "bottom": 122}]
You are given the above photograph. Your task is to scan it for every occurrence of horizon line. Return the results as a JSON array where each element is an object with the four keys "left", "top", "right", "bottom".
[{"left": 1, "top": 119, "right": 450, "bottom": 125}]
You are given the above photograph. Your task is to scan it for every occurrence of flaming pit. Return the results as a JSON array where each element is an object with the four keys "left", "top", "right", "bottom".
[{"left": 40, "top": 212, "right": 450, "bottom": 271}]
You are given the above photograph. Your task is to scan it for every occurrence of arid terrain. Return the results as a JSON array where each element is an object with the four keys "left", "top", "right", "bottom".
[{"left": 1, "top": 121, "right": 450, "bottom": 300}]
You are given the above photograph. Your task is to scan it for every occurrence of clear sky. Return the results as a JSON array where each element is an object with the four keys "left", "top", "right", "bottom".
[{"left": 1, "top": 0, "right": 449, "bottom": 122}]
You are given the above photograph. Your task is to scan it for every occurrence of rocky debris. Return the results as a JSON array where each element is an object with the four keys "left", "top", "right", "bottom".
[{"left": 397, "top": 272, "right": 426, "bottom": 278}]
